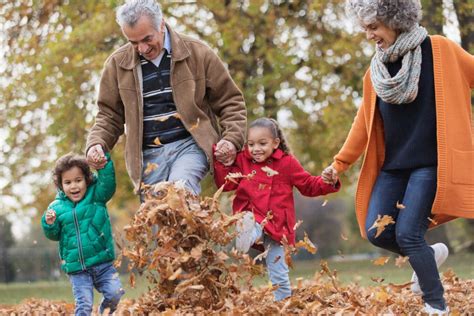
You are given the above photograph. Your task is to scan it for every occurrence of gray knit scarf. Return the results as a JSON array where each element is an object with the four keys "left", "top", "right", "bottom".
[{"left": 370, "top": 25, "right": 428, "bottom": 104}]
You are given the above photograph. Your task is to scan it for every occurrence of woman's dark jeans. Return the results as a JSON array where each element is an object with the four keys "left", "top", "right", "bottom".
[{"left": 365, "top": 166, "right": 445, "bottom": 310}]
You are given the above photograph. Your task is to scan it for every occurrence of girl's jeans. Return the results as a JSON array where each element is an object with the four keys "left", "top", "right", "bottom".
[
  {"left": 69, "top": 262, "right": 124, "bottom": 316},
  {"left": 365, "top": 166, "right": 445, "bottom": 310},
  {"left": 250, "top": 223, "right": 292, "bottom": 301}
]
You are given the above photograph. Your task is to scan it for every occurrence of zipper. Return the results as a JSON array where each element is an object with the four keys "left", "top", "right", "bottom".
[{"left": 72, "top": 204, "right": 86, "bottom": 271}]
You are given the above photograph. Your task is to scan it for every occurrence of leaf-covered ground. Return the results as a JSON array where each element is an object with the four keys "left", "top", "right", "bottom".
[{"left": 1, "top": 182, "right": 472, "bottom": 315}]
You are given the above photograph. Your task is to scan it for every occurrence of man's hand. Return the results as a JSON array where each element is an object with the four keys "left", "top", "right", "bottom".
[
  {"left": 86, "top": 144, "right": 107, "bottom": 169},
  {"left": 322, "top": 165, "right": 338, "bottom": 185},
  {"left": 215, "top": 139, "right": 237, "bottom": 166},
  {"left": 45, "top": 209, "right": 56, "bottom": 225}
]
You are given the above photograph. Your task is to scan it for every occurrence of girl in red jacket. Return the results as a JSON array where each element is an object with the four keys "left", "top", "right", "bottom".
[{"left": 214, "top": 117, "right": 340, "bottom": 301}]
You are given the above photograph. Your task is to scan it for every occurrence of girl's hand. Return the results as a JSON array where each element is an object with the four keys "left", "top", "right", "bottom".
[
  {"left": 45, "top": 209, "right": 56, "bottom": 225},
  {"left": 322, "top": 165, "right": 338, "bottom": 185},
  {"left": 86, "top": 144, "right": 107, "bottom": 170}
]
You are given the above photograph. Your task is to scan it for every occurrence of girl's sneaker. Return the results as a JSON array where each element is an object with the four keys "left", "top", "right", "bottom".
[
  {"left": 423, "top": 303, "right": 449, "bottom": 315},
  {"left": 411, "top": 243, "right": 449, "bottom": 295},
  {"left": 235, "top": 212, "right": 256, "bottom": 253}
]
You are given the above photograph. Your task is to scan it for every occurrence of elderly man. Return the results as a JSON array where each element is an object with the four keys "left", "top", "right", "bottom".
[{"left": 86, "top": 0, "right": 246, "bottom": 195}]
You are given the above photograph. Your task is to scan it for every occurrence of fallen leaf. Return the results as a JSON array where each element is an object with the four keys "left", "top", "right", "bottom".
[{"left": 371, "top": 277, "right": 384, "bottom": 283}]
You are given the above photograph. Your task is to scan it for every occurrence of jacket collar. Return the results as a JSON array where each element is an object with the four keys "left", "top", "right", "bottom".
[
  {"left": 119, "top": 23, "right": 190, "bottom": 70},
  {"left": 243, "top": 146, "right": 285, "bottom": 161}
]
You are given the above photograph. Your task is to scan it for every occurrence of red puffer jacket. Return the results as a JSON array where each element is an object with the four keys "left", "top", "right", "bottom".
[{"left": 214, "top": 147, "right": 340, "bottom": 245}]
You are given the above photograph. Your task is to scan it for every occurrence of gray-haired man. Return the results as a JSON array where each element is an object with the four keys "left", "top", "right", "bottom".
[{"left": 86, "top": 0, "right": 246, "bottom": 195}]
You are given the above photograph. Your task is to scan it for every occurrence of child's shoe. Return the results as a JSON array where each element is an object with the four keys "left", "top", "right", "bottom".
[
  {"left": 411, "top": 243, "right": 449, "bottom": 295},
  {"left": 422, "top": 303, "right": 449, "bottom": 315},
  {"left": 235, "top": 212, "right": 256, "bottom": 253}
]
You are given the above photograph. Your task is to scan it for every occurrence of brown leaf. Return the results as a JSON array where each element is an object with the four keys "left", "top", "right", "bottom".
[
  {"left": 372, "top": 256, "right": 390, "bottom": 266},
  {"left": 129, "top": 272, "right": 136, "bottom": 288},
  {"left": 295, "top": 232, "right": 317, "bottom": 254},
  {"left": 396, "top": 201, "right": 406, "bottom": 209},
  {"left": 261, "top": 166, "right": 279, "bottom": 177},
  {"left": 427, "top": 217, "right": 438, "bottom": 225},
  {"left": 368, "top": 215, "right": 395, "bottom": 238},
  {"left": 340, "top": 233, "right": 348, "bottom": 241},
  {"left": 189, "top": 118, "right": 200, "bottom": 131},
  {"left": 144, "top": 162, "right": 159, "bottom": 175},
  {"left": 153, "top": 137, "right": 162, "bottom": 146},
  {"left": 395, "top": 255, "right": 409, "bottom": 268}
]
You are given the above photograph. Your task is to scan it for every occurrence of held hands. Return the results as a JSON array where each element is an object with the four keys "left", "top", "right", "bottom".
[
  {"left": 215, "top": 139, "right": 237, "bottom": 166},
  {"left": 86, "top": 144, "right": 106, "bottom": 170},
  {"left": 322, "top": 165, "right": 339, "bottom": 185},
  {"left": 45, "top": 209, "right": 56, "bottom": 225}
]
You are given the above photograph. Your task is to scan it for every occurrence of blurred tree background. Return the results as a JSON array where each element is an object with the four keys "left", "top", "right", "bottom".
[{"left": 0, "top": 0, "right": 472, "bottom": 281}]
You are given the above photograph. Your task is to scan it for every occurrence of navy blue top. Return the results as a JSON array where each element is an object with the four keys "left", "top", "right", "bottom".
[{"left": 378, "top": 36, "right": 437, "bottom": 170}]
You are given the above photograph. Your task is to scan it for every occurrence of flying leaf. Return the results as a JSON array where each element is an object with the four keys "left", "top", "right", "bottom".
[
  {"left": 189, "top": 118, "right": 200, "bottom": 131},
  {"left": 395, "top": 256, "right": 409, "bottom": 268},
  {"left": 144, "top": 162, "right": 159, "bottom": 175},
  {"left": 261, "top": 166, "right": 279, "bottom": 177},
  {"left": 368, "top": 215, "right": 395, "bottom": 238},
  {"left": 322, "top": 199, "right": 328, "bottom": 207},
  {"left": 129, "top": 272, "right": 136, "bottom": 288},
  {"left": 372, "top": 256, "right": 390, "bottom": 266},
  {"left": 293, "top": 219, "right": 303, "bottom": 231},
  {"left": 153, "top": 137, "right": 162, "bottom": 146},
  {"left": 340, "top": 233, "right": 348, "bottom": 241},
  {"left": 427, "top": 217, "right": 438, "bottom": 225},
  {"left": 295, "top": 232, "right": 318, "bottom": 254},
  {"left": 396, "top": 201, "right": 405, "bottom": 209}
]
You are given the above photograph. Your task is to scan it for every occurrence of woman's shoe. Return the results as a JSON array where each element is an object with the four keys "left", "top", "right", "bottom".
[{"left": 411, "top": 243, "right": 449, "bottom": 294}]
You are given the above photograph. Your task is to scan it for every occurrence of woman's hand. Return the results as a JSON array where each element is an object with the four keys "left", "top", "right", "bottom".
[
  {"left": 322, "top": 165, "right": 338, "bottom": 185},
  {"left": 45, "top": 209, "right": 57, "bottom": 225}
]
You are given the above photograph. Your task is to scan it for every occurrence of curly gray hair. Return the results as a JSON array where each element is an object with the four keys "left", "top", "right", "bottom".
[
  {"left": 346, "top": 0, "right": 422, "bottom": 32},
  {"left": 116, "top": 0, "right": 163, "bottom": 30}
]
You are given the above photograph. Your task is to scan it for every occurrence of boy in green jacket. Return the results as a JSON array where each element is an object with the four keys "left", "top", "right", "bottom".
[{"left": 41, "top": 152, "right": 124, "bottom": 315}]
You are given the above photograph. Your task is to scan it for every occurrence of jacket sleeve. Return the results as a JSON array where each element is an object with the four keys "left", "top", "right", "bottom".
[
  {"left": 213, "top": 149, "right": 243, "bottom": 191},
  {"left": 332, "top": 71, "right": 372, "bottom": 173},
  {"left": 41, "top": 206, "right": 61, "bottom": 241},
  {"left": 290, "top": 156, "right": 341, "bottom": 197},
  {"left": 93, "top": 153, "right": 116, "bottom": 203},
  {"left": 86, "top": 57, "right": 125, "bottom": 154},
  {"left": 204, "top": 49, "right": 247, "bottom": 151}
]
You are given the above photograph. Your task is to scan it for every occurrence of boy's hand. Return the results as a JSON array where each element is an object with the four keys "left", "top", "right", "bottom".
[
  {"left": 45, "top": 209, "right": 56, "bottom": 225},
  {"left": 322, "top": 165, "right": 338, "bottom": 185}
]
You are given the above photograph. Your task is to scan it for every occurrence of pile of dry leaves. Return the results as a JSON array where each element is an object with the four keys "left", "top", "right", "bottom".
[{"left": 1, "top": 182, "right": 473, "bottom": 315}]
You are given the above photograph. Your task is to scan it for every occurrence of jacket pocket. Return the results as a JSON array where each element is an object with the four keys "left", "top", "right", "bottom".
[{"left": 452, "top": 149, "right": 474, "bottom": 184}]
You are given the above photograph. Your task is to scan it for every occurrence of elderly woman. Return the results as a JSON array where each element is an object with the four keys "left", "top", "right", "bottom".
[{"left": 322, "top": 0, "right": 474, "bottom": 314}]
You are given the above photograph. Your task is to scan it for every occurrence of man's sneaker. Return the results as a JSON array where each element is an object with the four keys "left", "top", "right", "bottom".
[
  {"left": 423, "top": 303, "right": 449, "bottom": 315},
  {"left": 235, "top": 212, "right": 256, "bottom": 253},
  {"left": 411, "top": 243, "right": 449, "bottom": 295}
]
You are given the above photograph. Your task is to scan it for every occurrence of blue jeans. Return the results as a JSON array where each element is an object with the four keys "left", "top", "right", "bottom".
[
  {"left": 251, "top": 223, "right": 291, "bottom": 301},
  {"left": 142, "top": 136, "right": 209, "bottom": 195},
  {"left": 365, "top": 166, "right": 445, "bottom": 310},
  {"left": 69, "top": 262, "right": 124, "bottom": 316}
]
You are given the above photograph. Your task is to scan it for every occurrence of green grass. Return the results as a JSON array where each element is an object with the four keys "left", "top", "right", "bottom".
[{"left": 0, "top": 253, "right": 472, "bottom": 305}]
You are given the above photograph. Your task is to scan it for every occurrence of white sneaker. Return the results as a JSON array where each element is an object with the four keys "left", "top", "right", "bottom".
[
  {"left": 423, "top": 303, "right": 449, "bottom": 315},
  {"left": 411, "top": 243, "right": 449, "bottom": 295},
  {"left": 235, "top": 212, "right": 256, "bottom": 253}
]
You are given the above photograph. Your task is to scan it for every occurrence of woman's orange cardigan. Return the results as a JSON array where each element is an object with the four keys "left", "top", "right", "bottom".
[{"left": 332, "top": 35, "right": 474, "bottom": 238}]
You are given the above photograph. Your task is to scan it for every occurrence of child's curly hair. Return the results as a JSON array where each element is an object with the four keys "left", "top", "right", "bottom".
[
  {"left": 249, "top": 117, "right": 291, "bottom": 154},
  {"left": 53, "top": 153, "right": 94, "bottom": 190}
]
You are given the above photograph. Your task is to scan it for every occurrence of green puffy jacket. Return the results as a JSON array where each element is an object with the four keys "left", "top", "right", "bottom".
[{"left": 41, "top": 155, "right": 116, "bottom": 274}]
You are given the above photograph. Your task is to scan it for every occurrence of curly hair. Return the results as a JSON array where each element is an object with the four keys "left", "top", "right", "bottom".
[
  {"left": 249, "top": 118, "right": 291, "bottom": 154},
  {"left": 116, "top": 0, "right": 163, "bottom": 30},
  {"left": 53, "top": 153, "right": 94, "bottom": 191},
  {"left": 346, "top": 0, "right": 422, "bottom": 32}
]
